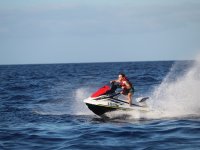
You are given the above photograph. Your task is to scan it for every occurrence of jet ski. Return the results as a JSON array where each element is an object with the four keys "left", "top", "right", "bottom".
[{"left": 84, "top": 83, "right": 150, "bottom": 116}]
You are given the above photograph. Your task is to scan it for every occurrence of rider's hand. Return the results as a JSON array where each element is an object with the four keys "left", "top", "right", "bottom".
[{"left": 110, "top": 80, "right": 115, "bottom": 84}]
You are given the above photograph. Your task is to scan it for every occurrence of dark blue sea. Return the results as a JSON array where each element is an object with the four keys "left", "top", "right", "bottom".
[{"left": 0, "top": 61, "right": 200, "bottom": 150}]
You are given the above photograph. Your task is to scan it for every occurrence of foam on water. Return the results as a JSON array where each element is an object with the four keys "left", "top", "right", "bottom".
[{"left": 32, "top": 97, "right": 70, "bottom": 115}]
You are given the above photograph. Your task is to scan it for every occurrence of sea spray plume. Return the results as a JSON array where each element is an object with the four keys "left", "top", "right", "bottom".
[
  {"left": 151, "top": 57, "right": 200, "bottom": 118},
  {"left": 72, "top": 87, "right": 93, "bottom": 115}
]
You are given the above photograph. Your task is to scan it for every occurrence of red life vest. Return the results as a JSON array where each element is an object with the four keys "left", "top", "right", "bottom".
[{"left": 120, "top": 77, "right": 132, "bottom": 89}]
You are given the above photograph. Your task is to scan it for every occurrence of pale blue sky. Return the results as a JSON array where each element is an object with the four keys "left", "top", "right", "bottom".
[{"left": 0, "top": 0, "right": 200, "bottom": 64}]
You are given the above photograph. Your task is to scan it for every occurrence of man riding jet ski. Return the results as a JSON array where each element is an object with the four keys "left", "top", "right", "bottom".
[
  {"left": 84, "top": 73, "right": 149, "bottom": 116},
  {"left": 110, "top": 73, "right": 134, "bottom": 106}
]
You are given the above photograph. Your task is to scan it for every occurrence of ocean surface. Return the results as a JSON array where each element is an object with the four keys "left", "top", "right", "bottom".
[{"left": 0, "top": 61, "right": 200, "bottom": 150}]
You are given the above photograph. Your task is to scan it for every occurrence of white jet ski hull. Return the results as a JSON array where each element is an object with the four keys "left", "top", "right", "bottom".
[{"left": 84, "top": 96, "right": 149, "bottom": 116}]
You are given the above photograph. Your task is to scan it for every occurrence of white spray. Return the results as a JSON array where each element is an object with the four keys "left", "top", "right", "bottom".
[
  {"left": 72, "top": 87, "right": 94, "bottom": 115},
  {"left": 149, "top": 56, "right": 200, "bottom": 118}
]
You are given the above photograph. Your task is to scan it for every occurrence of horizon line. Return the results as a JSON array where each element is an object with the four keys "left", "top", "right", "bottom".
[{"left": 0, "top": 59, "right": 192, "bottom": 66}]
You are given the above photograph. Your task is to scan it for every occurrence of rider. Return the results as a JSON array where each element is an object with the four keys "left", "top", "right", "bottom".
[{"left": 110, "top": 73, "right": 134, "bottom": 106}]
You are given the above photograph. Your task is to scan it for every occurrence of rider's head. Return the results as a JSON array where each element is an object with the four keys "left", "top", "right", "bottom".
[{"left": 118, "top": 73, "right": 125, "bottom": 81}]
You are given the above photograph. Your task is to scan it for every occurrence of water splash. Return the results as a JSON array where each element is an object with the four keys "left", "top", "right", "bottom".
[
  {"left": 72, "top": 87, "right": 94, "bottom": 115},
  {"left": 150, "top": 56, "right": 200, "bottom": 118}
]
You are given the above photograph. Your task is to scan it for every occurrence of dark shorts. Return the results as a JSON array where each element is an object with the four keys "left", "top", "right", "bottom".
[{"left": 122, "top": 88, "right": 134, "bottom": 95}]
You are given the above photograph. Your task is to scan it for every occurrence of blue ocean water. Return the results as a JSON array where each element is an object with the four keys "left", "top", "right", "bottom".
[{"left": 0, "top": 61, "right": 200, "bottom": 150}]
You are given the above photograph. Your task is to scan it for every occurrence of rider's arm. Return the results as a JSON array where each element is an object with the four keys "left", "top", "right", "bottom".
[{"left": 110, "top": 79, "right": 120, "bottom": 83}]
